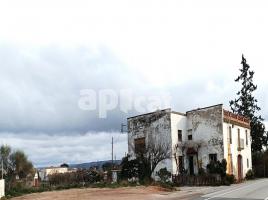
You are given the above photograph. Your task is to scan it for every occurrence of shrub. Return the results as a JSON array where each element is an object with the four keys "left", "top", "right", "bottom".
[
  {"left": 245, "top": 169, "right": 255, "bottom": 180},
  {"left": 207, "top": 159, "right": 227, "bottom": 177},
  {"left": 198, "top": 167, "right": 206, "bottom": 175},
  {"left": 156, "top": 168, "right": 171, "bottom": 183},
  {"left": 120, "top": 156, "right": 139, "bottom": 180},
  {"left": 223, "top": 174, "right": 235, "bottom": 185}
]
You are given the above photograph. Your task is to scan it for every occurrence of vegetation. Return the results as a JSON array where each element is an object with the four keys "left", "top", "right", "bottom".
[
  {"left": 206, "top": 159, "right": 227, "bottom": 177},
  {"left": 174, "top": 140, "right": 206, "bottom": 174},
  {"left": 223, "top": 174, "right": 236, "bottom": 185},
  {"left": 230, "top": 55, "right": 267, "bottom": 153},
  {"left": 126, "top": 139, "right": 171, "bottom": 182},
  {"left": 245, "top": 169, "right": 255, "bottom": 180},
  {"left": 0, "top": 145, "right": 34, "bottom": 190},
  {"left": 156, "top": 168, "right": 171, "bottom": 183},
  {"left": 120, "top": 156, "right": 139, "bottom": 180},
  {"left": 48, "top": 169, "right": 103, "bottom": 186},
  {"left": 60, "top": 163, "right": 69, "bottom": 168},
  {"left": 252, "top": 149, "right": 268, "bottom": 177}
]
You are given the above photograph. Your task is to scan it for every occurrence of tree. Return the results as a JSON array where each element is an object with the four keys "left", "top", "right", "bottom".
[
  {"left": 230, "top": 55, "right": 267, "bottom": 152},
  {"left": 0, "top": 145, "right": 12, "bottom": 176},
  {"left": 60, "top": 163, "right": 69, "bottom": 168},
  {"left": 10, "top": 150, "right": 34, "bottom": 179},
  {"left": 0, "top": 145, "right": 34, "bottom": 181},
  {"left": 132, "top": 140, "right": 171, "bottom": 181}
]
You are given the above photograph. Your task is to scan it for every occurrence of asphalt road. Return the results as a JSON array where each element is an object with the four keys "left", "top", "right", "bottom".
[{"left": 196, "top": 178, "right": 268, "bottom": 200}]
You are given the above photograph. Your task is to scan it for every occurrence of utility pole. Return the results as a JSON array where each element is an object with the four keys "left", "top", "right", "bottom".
[{"left": 112, "top": 137, "right": 114, "bottom": 168}]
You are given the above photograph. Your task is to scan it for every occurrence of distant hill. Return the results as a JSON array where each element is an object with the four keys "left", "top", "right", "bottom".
[{"left": 69, "top": 160, "right": 121, "bottom": 169}]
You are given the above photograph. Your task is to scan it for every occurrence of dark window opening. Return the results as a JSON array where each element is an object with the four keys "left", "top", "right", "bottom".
[
  {"left": 178, "top": 130, "right": 182, "bottom": 142},
  {"left": 188, "top": 135, "right": 192, "bottom": 140},
  {"left": 229, "top": 126, "right": 232, "bottom": 144},
  {"left": 134, "top": 137, "right": 145, "bottom": 154},
  {"left": 246, "top": 130, "right": 248, "bottom": 145},
  {"left": 209, "top": 154, "right": 217, "bottom": 162},
  {"left": 238, "top": 128, "right": 241, "bottom": 148}
]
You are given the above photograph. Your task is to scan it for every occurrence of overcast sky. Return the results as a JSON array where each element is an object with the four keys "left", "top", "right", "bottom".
[{"left": 0, "top": 0, "right": 267, "bottom": 167}]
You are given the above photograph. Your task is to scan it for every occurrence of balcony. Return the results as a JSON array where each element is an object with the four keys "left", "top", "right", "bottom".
[{"left": 237, "top": 139, "right": 244, "bottom": 151}]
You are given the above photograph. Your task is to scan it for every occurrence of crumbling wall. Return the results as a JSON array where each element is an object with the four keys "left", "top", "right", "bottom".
[
  {"left": 127, "top": 109, "right": 173, "bottom": 177},
  {"left": 186, "top": 104, "right": 224, "bottom": 171}
]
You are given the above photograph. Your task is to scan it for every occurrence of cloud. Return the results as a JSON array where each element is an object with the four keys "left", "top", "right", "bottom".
[
  {"left": 0, "top": 0, "right": 268, "bottom": 165},
  {"left": 0, "top": 131, "right": 127, "bottom": 167}
]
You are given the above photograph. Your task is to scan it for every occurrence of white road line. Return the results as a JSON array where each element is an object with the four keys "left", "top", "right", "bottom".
[
  {"left": 202, "top": 180, "right": 263, "bottom": 197},
  {"left": 203, "top": 179, "right": 268, "bottom": 200}
]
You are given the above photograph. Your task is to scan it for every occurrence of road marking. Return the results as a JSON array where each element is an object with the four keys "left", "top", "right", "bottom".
[
  {"left": 203, "top": 179, "right": 268, "bottom": 200},
  {"left": 202, "top": 180, "right": 263, "bottom": 198}
]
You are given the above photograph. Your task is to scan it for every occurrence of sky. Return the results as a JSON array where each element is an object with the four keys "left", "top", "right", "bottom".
[{"left": 0, "top": 0, "right": 267, "bottom": 167}]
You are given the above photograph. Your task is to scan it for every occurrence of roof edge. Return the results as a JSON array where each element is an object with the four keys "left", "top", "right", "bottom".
[
  {"left": 186, "top": 104, "right": 223, "bottom": 113},
  {"left": 127, "top": 108, "right": 171, "bottom": 120}
]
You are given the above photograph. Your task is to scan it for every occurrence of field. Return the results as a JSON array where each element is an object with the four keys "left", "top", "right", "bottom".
[{"left": 10, "top": 186, "right": 205, "bottom": 200}]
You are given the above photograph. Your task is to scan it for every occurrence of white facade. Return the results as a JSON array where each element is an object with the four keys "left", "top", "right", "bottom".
[
  {"left": 127, "top": 104, "right": 252, "bottom": 180},
  {"left": 39, "top": 167, "right": 69, "bottom": 181},
  {"left": 0, "top": 179, "right": 4, "bottom": 198}
]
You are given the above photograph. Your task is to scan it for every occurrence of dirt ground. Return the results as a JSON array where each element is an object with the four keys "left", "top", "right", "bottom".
[{"left": 10, "top": 186, "right": 204, "bottom": 200}]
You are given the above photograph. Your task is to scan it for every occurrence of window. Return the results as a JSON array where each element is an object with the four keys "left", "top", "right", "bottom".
[
  {"left": 238, "top": 128, "right": 241, "bottom": 147},
  {"left": 246, "top": 130, "right": 248, "bottom": 145},
  {"left": 209, "top": 154, "right": 217, "bottom": 162},
  {"left": 247, "top": 158, "right": 249, "bottom": 168},
  {"left": 228, "top": 126, "right": 232, "bottom": 144},
  {"left": 188, "top": 135, "right": 192, "bottom": 140},
  {"left": 134, "top": 137, "right": 145, "bottom": 154},
  {"left": 178, "top": 130, "right": 182, "bottom": 142},
  {"left": 187, "top": 129, "right": 192, "bottom": 140}
]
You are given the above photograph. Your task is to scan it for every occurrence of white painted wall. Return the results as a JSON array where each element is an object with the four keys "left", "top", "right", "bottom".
[
  {"left": 127, "top": 109, "right": 173, "bottom": 179},
  {"left": 170, "top": 112, "right": 187, "bottom": 174},
  {"left": 186, "top": 105, "right": 224, "bottom": 173},
  {"left": 0, "top": 179, "right": 4, "bottom": 198},
  {"left": 223, "top": 122, "right": 252, "bottom": 178},
  {"left": 127, "top": 105, "right": 252, "bottom": 180}
]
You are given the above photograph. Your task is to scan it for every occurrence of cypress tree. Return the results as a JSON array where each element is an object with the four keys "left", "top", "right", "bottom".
[{"left": 230, "top": 55, "right": 267, "bottom": 153}]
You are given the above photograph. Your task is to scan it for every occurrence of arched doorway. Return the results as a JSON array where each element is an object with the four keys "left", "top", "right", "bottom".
[{"left": 237, "top": 155, "right": 243, "bottom": 181}]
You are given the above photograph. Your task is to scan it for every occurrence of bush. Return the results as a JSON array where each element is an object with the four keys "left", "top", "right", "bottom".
[
  {"left": 48, "top": 169, "right": 103, "bottom": 186},
  {"left": 207, "top": 159, "right": 227, "bottom": 177},
  {"left": 245, "top": 169, "right": 255, "bottom": 180},
  {"left": 223, "top": 174, "right": 235, "bottom": 185},
  {"left": 120, "top": 156, "right": 139, "bottom": 180},
  {"left": 156, "top": 168, "right": 171, "bottom": 183}
]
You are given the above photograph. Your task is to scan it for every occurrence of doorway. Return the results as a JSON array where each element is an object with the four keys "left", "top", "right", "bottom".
[
  {"left": 189, "top": 156, "right": 194, "bottom": 175},
  {"left": 237, "top": 155, "right": 243, "bottom": 181}
]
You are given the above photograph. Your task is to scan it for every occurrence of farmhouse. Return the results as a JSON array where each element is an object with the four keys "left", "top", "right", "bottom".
[{"left": 127, "top": 104, "right": 252, "bottom": 180}]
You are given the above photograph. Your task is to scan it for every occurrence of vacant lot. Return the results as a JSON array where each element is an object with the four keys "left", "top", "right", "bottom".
[{"left": 10, "top": 186, "right": 203, "bottom": 200}]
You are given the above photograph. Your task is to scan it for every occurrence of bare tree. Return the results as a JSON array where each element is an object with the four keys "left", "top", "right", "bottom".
[
  {"left": 132, "top": 139, "right": 171, "bottom": 180},
  {"left": 173, "top": 142, "right": 186, "bottom": 174}
]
